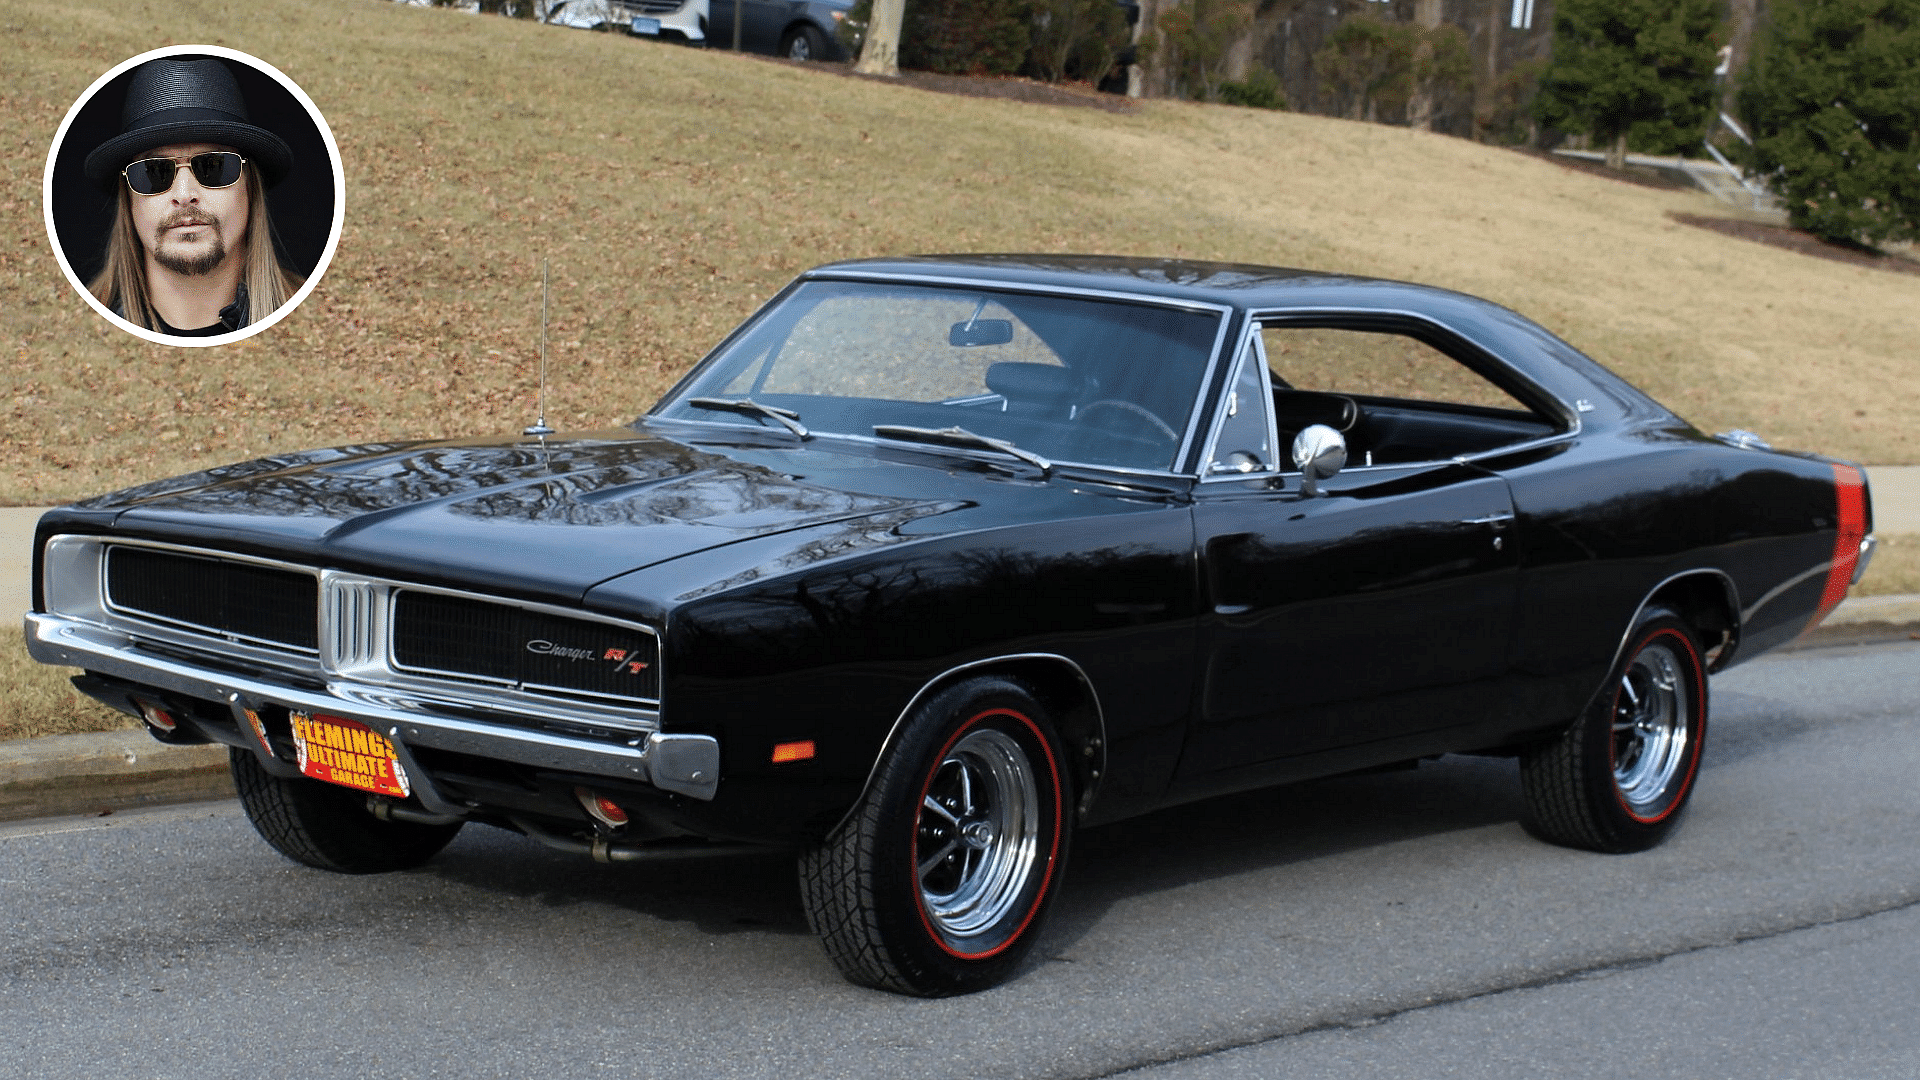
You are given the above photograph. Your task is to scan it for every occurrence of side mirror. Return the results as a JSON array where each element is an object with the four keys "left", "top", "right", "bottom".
[{"left": 1292, "top": 424, "right": 1346, "bottom": 497}]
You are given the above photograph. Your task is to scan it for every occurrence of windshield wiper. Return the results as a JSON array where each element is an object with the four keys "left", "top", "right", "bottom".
[
  {"left": 872, "top": 424, "right": 1052, "bottom": 475},
  {"left": 686, "top": 397, "right": 809, "bottom": 438}
]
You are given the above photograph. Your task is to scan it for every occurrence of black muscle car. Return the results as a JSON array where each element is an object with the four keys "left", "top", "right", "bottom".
[{"left": 25, "top": 255, "right": 1876, "bottom": 995}]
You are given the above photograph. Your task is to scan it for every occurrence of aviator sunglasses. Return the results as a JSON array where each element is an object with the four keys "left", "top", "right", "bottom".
[{"left": 122, "top": 151, "right": 246, "bottom": 196}]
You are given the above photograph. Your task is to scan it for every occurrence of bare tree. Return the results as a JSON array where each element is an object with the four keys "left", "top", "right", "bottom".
[
  {"left": 1405, "top": 0, "right": 1443, "bottom": 130},
  {"left": 856, "top": 0, "right": 905, "bottom": 75}
]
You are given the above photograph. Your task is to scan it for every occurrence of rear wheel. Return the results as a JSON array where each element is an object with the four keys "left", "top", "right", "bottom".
[
  {"left": 799, "top": 677, "right": 1070, "bottom": 995},
  {"left": 230, "top": 749, "right": 463, "bottom": 874},
  {"left": 1520, "top": 608, "right": 1708, "bottom": 853},
  {"left": 780, "top": 24, "right": 827, "bottom": 60}
]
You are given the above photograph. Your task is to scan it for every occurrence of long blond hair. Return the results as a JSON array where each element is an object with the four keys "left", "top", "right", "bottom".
[{"left": 87, "top": 160, "right": 304, "bottom": 332}]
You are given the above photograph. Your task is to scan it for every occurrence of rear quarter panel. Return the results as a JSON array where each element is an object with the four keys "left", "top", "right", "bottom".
[{"left": 1501, "top": 422, "right": 1846, "bottom": 728}]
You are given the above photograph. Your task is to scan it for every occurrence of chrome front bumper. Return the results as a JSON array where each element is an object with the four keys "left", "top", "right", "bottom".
[{"left": 24, "top": 611, "right": 720, "bottom": 801}]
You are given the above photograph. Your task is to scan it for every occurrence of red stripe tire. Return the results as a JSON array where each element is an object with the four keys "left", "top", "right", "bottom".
[
  {"left": 799, "top": 676, "right": 1071, "bottom": 996},
  {"left": 1520, "top": 607, "right": 1708, "bottom": 853}
]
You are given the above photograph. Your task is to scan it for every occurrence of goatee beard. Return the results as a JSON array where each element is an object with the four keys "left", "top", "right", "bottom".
[
  {"left": 153, "top": 237, "right": 228, "bottom": 276},
  {"left": 151, "top": 212, "right": 227, "bottom": 276}
]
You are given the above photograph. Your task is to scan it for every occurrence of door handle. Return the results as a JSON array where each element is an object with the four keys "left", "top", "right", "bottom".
[{"left": 1460, "top": 512, "right": 1514, "bottom": 527}]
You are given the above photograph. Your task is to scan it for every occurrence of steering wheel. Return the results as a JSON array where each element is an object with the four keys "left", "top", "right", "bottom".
[{"left": 1079, "top": 400, "right": 1180, "bottom": 445}]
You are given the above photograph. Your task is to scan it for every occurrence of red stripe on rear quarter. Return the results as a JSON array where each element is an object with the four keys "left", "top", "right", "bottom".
[{"left": 1807, "top": 464, "right": 1867, "bottom": 631}]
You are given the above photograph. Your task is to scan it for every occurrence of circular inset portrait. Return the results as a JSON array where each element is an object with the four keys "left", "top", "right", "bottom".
[{"left": 44, "top": 46, "right": 343, "bottom": 347}]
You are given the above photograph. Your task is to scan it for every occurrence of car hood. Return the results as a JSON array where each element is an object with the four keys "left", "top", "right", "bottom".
[{"left": 66, "top": 428, "right": 966, "bottom": 603}]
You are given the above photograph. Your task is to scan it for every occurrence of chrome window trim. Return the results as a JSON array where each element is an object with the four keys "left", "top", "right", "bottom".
[
  {"left": 684, "top": 271, "right": 1238, "bottom": 474},
  {"left": 1198, "top": 322, "right": 1283, "bottom": 484},
  {"left": 1248, "top": 307, "right": 1584, "bottom": 438},
  {"left": 648, "top": 416, "right": 1196, "bottom": 487},
  {"left": 799, "top": 269, "right": 1237, "bottom": 315},
  {"left": 1209, "top": 308, "right": 1583, "bottom": 478}
]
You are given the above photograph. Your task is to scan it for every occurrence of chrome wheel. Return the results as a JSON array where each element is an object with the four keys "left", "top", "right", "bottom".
[
  {"left": 915, "top": 728, "right": 1040, "bottom": 940},
  {"left": 1610, "top": 640, "right": 1690, "bottom": 816},
  {"left": 801, "top": 677, "right": 1069, "bottom": 995}
]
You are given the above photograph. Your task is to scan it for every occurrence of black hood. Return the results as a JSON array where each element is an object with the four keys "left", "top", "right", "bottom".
[{"left": 67, "top": 429, "right": 949, "bottom": 602}]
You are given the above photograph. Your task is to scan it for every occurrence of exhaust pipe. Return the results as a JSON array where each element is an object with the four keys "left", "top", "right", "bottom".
[
  {"left": 366, "top": 797, "right": 465, "bottom": 827},
  {"left": 508, "top": 815, "right": 783, "bottom": 865}
]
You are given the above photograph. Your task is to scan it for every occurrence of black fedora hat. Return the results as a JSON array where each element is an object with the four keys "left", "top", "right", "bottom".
[{"left": 83, "top": 57, "right": 294, "bottom": 191}]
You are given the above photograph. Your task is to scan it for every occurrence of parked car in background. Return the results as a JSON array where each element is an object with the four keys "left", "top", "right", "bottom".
[
  {"left": 25, "top": 256, "right": 1874, "bottom": 996},
  {"left": 544, "top": 0, "right": 709, "bottom": 45},
  {"left": 705, "top": 0, "right": 851, "bottom": 59}
]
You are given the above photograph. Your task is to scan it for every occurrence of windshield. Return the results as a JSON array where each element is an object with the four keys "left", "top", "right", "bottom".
[{"left": 654, "top": 280, "right": 1224, "bottom": 472}]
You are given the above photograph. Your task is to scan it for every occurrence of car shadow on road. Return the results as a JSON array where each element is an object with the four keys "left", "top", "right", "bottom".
[
  {"left": 1038, "top": 754, "right": 1529, "bottom": 952},
  {"left": 421, "top": 834, "right": 815, "bottom": 938},
  {"left": 412, "top": 753, "right": 1529, "bottom": 953}
]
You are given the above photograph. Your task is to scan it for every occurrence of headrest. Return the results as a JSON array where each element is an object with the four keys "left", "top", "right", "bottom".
[{"left": 985, "top": 362, "right": 1087, "bottom": 406}]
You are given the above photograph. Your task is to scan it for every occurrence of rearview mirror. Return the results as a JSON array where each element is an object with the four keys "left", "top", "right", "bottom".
[{"left": 949, "top": 319, "right": 1014, "bottom": 347}]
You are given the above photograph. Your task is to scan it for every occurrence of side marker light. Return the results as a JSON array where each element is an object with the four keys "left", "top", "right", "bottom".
[{"left": 772, "top": 740, "right": 816, "bottom": 764}]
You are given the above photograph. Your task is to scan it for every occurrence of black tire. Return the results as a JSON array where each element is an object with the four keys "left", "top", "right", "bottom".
[
  {"left": 780, "top": 24, "right": 827, "bottom": 60},
  {"left": 229, "top": 748, "right": 463, "bottom": 874},
  {"left": 1520, "top": 608, "right": 1708, "bottom": 853},
  {"left": 799, "top": 677, "right": 1071, "bottom": 996}
]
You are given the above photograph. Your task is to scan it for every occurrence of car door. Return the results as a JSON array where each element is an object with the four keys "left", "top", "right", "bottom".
[
  {"left": 707, "top": 0, "right": 782, "bottom": 50},
  {"left": 1176, "top": 324, "right": 1531, "bottom": 786}
]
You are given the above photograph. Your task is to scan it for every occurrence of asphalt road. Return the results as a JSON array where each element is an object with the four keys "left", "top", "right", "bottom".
[{"left": 3, "top": 639, "right": 1917, "bottom": 1080}]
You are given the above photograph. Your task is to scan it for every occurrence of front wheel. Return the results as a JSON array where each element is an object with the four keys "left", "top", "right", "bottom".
[
  {"left": 1520, "top": 608, "right": 1708, "bottom": 853},
  {"left": 799, "top": 677, "right": 1071, "bottom": 995},
  {"left": 780, "top": 24, "right": 827, "bottom": 60}
]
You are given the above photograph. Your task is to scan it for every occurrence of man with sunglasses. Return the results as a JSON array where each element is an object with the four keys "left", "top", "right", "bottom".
[{"left": 82, "top": 57, "right": 302, "bottom": 337}]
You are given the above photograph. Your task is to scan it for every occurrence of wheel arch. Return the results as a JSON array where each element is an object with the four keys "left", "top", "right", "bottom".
[
  {"left": 838, "top": 654, "right": 1107, "bottom": 836},
  {"left": 780, "top": 19, "right": 831, "bottom": 54},
  {"left": 1599, "top": 570, "right": 1740, "bottom": 699}
]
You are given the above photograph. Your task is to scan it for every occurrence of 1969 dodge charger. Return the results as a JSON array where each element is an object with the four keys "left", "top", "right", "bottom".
[{"left": 26, "top": 255, "right": 1876, "bottom": 995}]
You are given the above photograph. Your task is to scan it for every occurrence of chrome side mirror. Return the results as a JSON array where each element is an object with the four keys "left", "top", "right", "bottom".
[{"left": 1292, "top": 424, "right": 1346, "bottom": 497}]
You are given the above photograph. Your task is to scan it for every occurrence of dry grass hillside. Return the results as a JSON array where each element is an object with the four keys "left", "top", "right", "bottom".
[{"left": 4, "top": 0, "right": 1918, "bottom": 511}]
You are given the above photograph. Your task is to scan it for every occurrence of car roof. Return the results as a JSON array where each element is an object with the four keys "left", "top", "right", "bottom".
[
  {"left": 802, "top": 254, "right": 1493, "bottom": 315},
  {"left": 800, "top": 254, "right": 1665, "bottom": 426}
]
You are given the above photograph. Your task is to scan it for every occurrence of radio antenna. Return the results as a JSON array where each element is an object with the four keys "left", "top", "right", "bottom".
[{"left": 523, "top": 259, "right": 555, "bottom": 438}]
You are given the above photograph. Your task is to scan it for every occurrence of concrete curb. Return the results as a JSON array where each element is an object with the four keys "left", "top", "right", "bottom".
[
  {"left": 0, "top": 730, "right": 233, "bottom": 822},
  {"left": 3, "top": 596, "right": 1916, "bottom": 825}
]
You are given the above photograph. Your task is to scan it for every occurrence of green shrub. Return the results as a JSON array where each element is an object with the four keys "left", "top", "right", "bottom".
[
  {"left": 1314, "top": 13, "right": 1468, "bottom": 125},
  {"left": 1029, "top": 0, "right": 1133, "bottom": 85},
  {"left": 1738, "top": 0, "right": 1920, "bottom": 246},
  {"left": 1218, "top": 68, "right": 1285, "bottom": 110},
  {"left": 1532, "top": 0, "right": 1722, "bottom": 158},
  {"left": 868, "top": 0, "right": 1032, "bottom": 75},
  {"left": 1157, "top": 0, "right": 1253, "bottom": 101}
]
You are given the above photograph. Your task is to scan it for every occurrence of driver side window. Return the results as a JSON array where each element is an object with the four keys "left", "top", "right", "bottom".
[{"left": 1205, "top": 337, "right": 1276, "bottom": 476}]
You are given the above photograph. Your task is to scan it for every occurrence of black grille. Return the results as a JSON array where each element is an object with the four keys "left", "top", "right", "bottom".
[
  {"left": 391, "top": 590, "right": 660, "bottom": 703},
  {"left": 105, "top": 546, "right": 318, "bottom": 651}
]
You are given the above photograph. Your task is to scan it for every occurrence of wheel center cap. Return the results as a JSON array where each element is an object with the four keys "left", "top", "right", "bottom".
[{"left": 961, "top": 819, "right": 995, "bottom": 849}]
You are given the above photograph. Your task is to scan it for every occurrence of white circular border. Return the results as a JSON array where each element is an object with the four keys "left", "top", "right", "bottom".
[{"left": 42, "top": 44, "right": 346, "bottom": 349}]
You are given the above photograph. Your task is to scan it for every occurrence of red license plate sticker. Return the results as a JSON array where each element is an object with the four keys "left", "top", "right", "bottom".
[{"left": 291, "top": 712, "right": 411, "bottom": 798}]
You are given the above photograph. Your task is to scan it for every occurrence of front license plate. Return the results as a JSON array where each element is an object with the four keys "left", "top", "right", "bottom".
[
  {"left": 632, "top": 16, "right": 660, "bottom": 34},
  {"left": 291, "top": 711, "right": 411, "bottom": 798}
]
